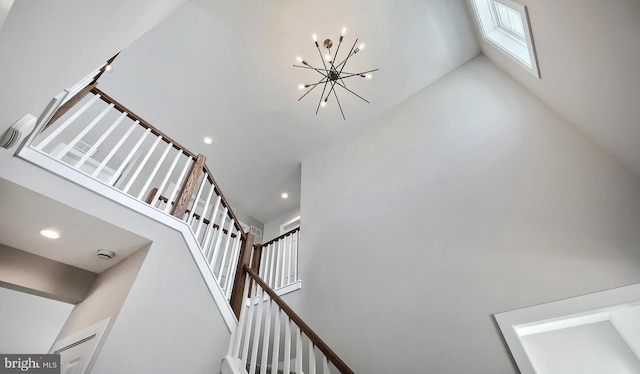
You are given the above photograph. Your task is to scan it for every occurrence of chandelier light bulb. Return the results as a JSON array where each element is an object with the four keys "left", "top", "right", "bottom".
[
  {"left": 325, "top": 54, "right": 332, "bottom": 61},
  {"left": 342, "top": 27, "right": 347, "bottom": 36},
  {"left": 312, "top": 33, "right": 317, "bottom": 41},
  {"left": 298, "top": 84, "right": 305, "bottom": 90},
  {"left": 321, "top": 101, "right": 327, "bottom": 107},
  {"left": 365, "top": 74, "right": 373, "bottom": 79},
  {"left": 359, "top": 43, "right": 366, "bottom": 50},
  {"left": 296, "top": 56, "right": 303, "bottom": 63}
]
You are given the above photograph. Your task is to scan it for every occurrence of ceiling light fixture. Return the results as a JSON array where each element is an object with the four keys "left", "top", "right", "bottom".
[
  {"left": 40, "top": 229, "right": 60, "bottom": 239},
  {"left": 294, "top": 27, "right": 378, "bottom": 120},
  {"left": 203, "top": 136, "right": 213, "bottom": 144},
  {"left": 281, "top": 192, "right": 289, "bottom": 199}
]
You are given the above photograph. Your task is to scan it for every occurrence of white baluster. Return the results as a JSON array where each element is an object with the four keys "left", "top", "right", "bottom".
[
  {"left": 92, "top": 120, "right": 137, "bottom": 178},
  {"left": 231, "top": 274, "right": 251, "bottom": 358},
  {"left": 295, "top": 326, "right": 303, "bottom": 374},
  {"left": 260, "top": 298, "right": 272, "bottom": 374},
  {"left": 224, "top": 235, "right": 242, "bottom": 300},
  {"left": 149, "top": 149, "right": 182, "bottom": 208},
  {"left": 195, "top": 184, "right": 215, "bottom": 238},
  {"left": 268, "top": 243, "right": 277, "bottom": 289},
  {"left": 323, "top": 355, "right": 330, "bottom": 374},
  {"left": 271, "top": 307, "right": 281, "bottom": 374},
  {"left": 136, "top": 141, "right": 172, "bottom": 200},
  {"left": 286, "top": 233, "right": 293, "bottom": 285},
  {"left": 122, "top": 134, "right": 161, "bottom": 193},
  {"left": 249, "top": 286, "right": 264, "bottom": 374},
  {"left": 274, "top": 240, "right": 282, "bottom": 289},
  {"left": 109, "top": 127, "right": 151, "bottom": 186},
  {"left": 203, "top": 196, "right": 222, "bottom": 252},
  {"left": 187, "top": 173, "right": 208, "bottom": 225},
  {"left": 217, "top": 218, "right": 235, "bottom": 283},
  {"left": 76, "top": 111, "right": 126, "bottom": 171},
  {"left": 35, "top": 94, "right": 101, "bottom": 151},
  {"left": 56, "top": 103, "right": 114, "bottom": 161},
  {"left": 209, "top": 207, "right": 228, "bottom": 272},
  {"left": 294, "top": 231, "right": 299, "bottom": 282},
  {"left": 241, "top": 278, "right": 257, "bottom": 369},
  {"left": 164, "top": 156, "right": 193, "bottom": 213},
  {"left": 283, "top": 317, "right": 291, "bottom": 374},
  {"left": 309, "top": 340, "right": 316, "bottom": 374},
  {"left": 280, "top": 236, "right": 287, "bottom": 287}
]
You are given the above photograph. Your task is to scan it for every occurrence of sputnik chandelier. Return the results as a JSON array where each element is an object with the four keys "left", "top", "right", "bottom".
[{"left": 294, "top": 27, "right": 378, "bottom": 119}]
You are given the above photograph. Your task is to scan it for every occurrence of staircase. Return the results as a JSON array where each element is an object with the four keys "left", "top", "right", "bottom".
[{"left": 12, "top": 58, "right": 354, "bottom": 374}]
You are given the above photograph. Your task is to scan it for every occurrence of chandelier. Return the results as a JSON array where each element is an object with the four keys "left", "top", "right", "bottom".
[{"left": 294, "top": 27, "right": 378, "bottom": 119}]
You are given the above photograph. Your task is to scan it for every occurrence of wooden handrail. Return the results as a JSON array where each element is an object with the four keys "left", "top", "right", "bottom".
[
  {"left": 203, "top": 164, "right": 247, "bottom": 239},
  {"left": 91, "top": 87, "right": 197, "bottom": 159},
  {"left": 260, "top": 226, "right": 300, "bottom": 248},
  {"left": 244, "top": 266, "right": 355, "bottom": 374}
]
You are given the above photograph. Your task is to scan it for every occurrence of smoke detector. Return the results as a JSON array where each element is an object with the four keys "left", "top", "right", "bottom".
[{"left": 97, "top": 249, "right": 115, "bottom": 260}]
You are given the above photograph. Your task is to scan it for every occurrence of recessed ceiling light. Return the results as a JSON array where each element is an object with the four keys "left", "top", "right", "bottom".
[
  {"left": 203, "top": 136, "right": 213, "bottom": 144},
  {"left": 281, "top": 192, "right": 289, "bottom": 199},
  {"left": 104, "top": 64, "right": 113, "bottom": 72},
  {"left": 40, "top": 229, "right": 60, "bottom": 239}
]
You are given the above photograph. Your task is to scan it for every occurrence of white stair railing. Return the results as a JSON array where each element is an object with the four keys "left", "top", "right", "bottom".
[
  {"left": 28, "top": 85, "right": 246, "bottom": 301},
  {"left": 227, "top": 266, "right": 354, "bottom": 374},
  {"left": 258, "top": 227, "right": 301, "bottom": 292}
]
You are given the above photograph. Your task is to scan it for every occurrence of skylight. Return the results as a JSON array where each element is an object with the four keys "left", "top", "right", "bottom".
[{"left": 470, "top": 0, "right": 540, "bottom": 78}]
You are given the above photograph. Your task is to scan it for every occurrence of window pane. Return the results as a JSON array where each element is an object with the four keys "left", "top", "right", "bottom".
[
  {"left": 508, "top": 10, "right": 525, "bottom": 37},
  {"left": 496, "top": 3, "right": 512, "bottom": 29}
]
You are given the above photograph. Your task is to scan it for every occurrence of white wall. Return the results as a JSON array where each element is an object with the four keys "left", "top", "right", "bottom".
[
  {"left": 0, "top": 287, "right": 73, "bottom": 353},
  {"left": 296, "top": 56, "right": 640, "bottom": 373},
  {"left": 262, "top": 208, "right": 300, "bottom": 243},
  {"left": 520, "top": 321, "right": 640, "bottom": 374}
]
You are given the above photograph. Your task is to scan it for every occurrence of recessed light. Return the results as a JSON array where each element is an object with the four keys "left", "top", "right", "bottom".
[
  {"left": 104, "top": 64, "right": 113, "bottom": 72},
  {"left": 281, "top": 192, "right": 289, "bottom": 199},
  {"left": 203, "top": 136, "right": 213, "bottom": 144},
  {"left": 40, "top": 229, "right": 60, "bottom": 239}
]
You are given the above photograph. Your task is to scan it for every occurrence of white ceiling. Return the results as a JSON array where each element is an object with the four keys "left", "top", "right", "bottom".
[
  {"left": 0, "top": 178, "right": 151, "bottom": 273},
  {"left": 97, "top": 0, "right": 480, "bottom": 224}
]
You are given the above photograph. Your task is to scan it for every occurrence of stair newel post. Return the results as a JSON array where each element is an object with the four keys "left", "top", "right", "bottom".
[
  {"left": 170, "top": 154, "right": 206, "bottom": 220},
  {"left": 230, "top": 233, "right": 255, "bottom": 318}
]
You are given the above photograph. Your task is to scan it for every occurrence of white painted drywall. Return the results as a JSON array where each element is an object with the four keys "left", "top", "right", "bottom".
[
  {"left": 611, "top": 305, "right": 640, "bottom": 361},
  {"left": 296, "top": 56, "right": 640, "bottom": 373},
  {"left": 0, "top": 287, "right": 73, "bottom": 353},
  {"left": 520, "top": 321, "right": 640, "bottom": 374},
  {"left": 262, "top": 208, "right": 300, "bottom": 243}
]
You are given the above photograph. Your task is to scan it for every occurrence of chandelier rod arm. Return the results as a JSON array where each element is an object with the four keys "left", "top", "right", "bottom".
[
  {"left": 298, "top": 77, "right": 329, "bottom": 101},
  {"left": 331, "top": 81, "right": 346, "bottom": 120},
  {"left": 315, "top": 41, "right": 330, "bottom": 73},
  {"left": 338, "top": 68, "right": 380, "bottom": 79},
  {"left": 316, "top": 80, "right": 329, "bottom": 114},
  {"left": 293, "top": 65, "right": 331, "bottom": 72},
  {"left": 335, "top": 81, "right": 370, "bottom": 104},
  {"left": 333, "top": 38, "right": 358, "bottom": 71},
  {"left": 333, "top": 36, "right": 344, "bottom": 67}
]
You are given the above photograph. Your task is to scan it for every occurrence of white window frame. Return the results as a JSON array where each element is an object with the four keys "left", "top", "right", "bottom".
[
  {"left": 470, "top": 0, "right": 540, "bottom": 78},
  {"left": 494, "top": 283, "right": 640, "bottom": 373}
]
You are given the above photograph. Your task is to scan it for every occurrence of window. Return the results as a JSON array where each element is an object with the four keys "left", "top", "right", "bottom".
[{"left": 470, "top": 0, "right": 540, "bottom": 78}]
